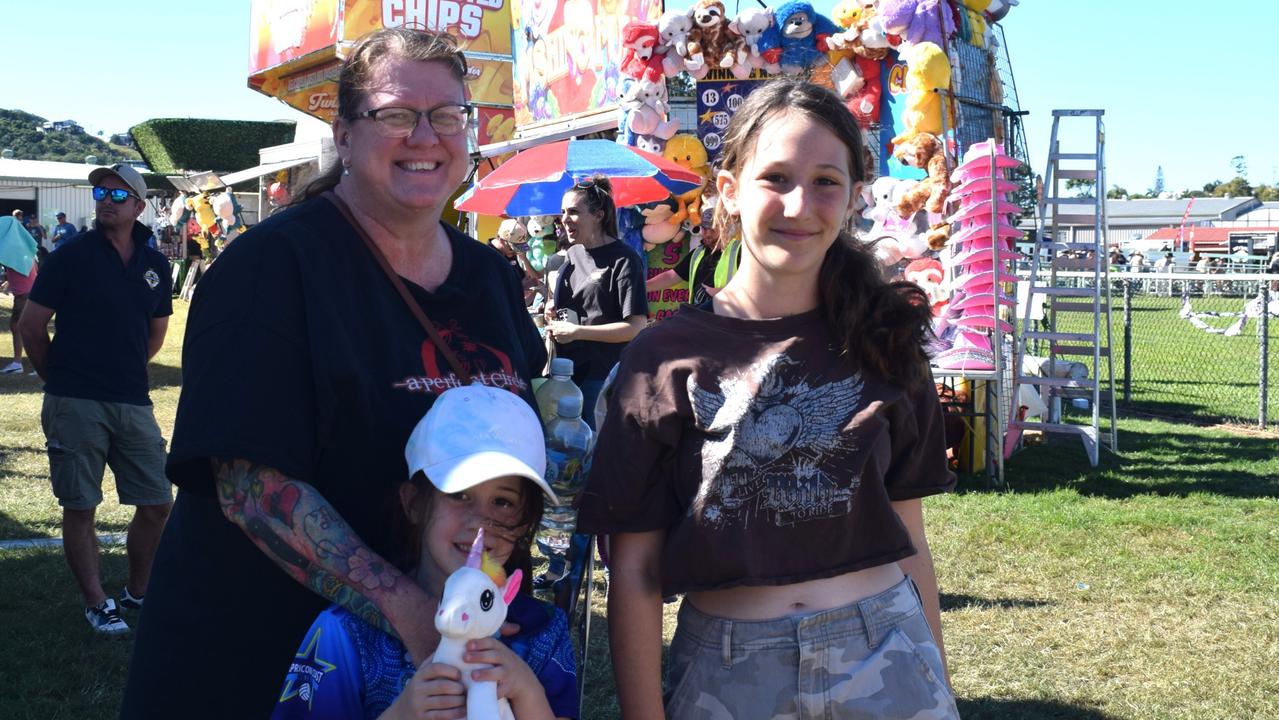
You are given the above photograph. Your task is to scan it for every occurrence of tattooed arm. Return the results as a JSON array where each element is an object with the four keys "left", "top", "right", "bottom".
[{"left": 214, "top": 457, "right": 440, "bottom": 664}]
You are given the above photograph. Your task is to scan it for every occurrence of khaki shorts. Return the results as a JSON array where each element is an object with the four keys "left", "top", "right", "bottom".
[
  {"left": 664, "top": 577, "right": 959, "bottom": 720},
  {"left": 41, "top": 394, "right": 172, "bottom": 510}
]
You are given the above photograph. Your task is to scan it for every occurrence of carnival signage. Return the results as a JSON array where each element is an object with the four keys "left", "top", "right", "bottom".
[
  {"left": 249, "top": 0, "right": 340, "bottom": 75},
  {"left": 510, "top": 0, "right": 661, "bottom": 131}
]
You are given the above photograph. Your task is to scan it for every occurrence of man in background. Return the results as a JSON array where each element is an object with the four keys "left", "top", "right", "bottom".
[
  {"left": 17, "top": 164, "right": 174, "bottom": 636},
  {"left": 51, "top": 212, "right": 78, "bottom": 250}
]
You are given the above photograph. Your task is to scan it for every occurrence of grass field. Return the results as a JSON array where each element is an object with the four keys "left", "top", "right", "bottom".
[
  {"left": 1049, "top": 287, "right": 1279, "bottom": 427},
  {"left": 2, "top": 295, "right": 1278, "bottom": 719}
]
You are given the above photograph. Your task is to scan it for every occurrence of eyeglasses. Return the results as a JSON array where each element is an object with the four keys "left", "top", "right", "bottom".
[
  {"left": 356, "top": 104, "right": 475, "bottom": 138},
  {"left": 92, "top": 186, "right": 139, "bottom": 203}
]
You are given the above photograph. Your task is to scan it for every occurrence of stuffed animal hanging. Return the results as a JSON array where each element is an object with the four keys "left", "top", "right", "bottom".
[
  {"left": 728, "top": 8, "right": 777, "bottom": 75},
  {"left": 658, "top": 9, "right": 702, "bottom": 77},
  {"left": 621, "top": 77, "right": 679, "bottom": 139},
  {"left": 620, "top": 21, "right": 666, "bottom": 82},
  {"left": 430, "top": 529, "right": 523, "bottom": 720},
  {"left": 862, "top": 176, "right": 930, "bottom": 267},
  {"left": 879, "top": 0, "right": 956, "bottom": 49},
  {"left": 687, "top": 0, "right": 748, "bottom": 73},
  {"left": 760, "top": 1, "right": 842, "bottom": 75},
  {"left": 893, "top": 132, "right": 951, "bottom": 215},
  {"left": 636, "top": 198, "right": 685, "bottom": 251},
  {"left": 663, "top": 135, "right": 710, "bottom": 226},
  {"left": 828, "top": 0, "right": 891, "bottom": 60},
  {"left": 890, "top": 41, "right": 953, "bottom": 145}
]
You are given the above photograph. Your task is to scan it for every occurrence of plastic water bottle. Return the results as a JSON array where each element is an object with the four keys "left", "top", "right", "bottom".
[
  {"left": 535, "top": 358, "right": 582, "bottom": 425},
  {"left": 539, "top": 395, "right": 594, "bottom": 555}
]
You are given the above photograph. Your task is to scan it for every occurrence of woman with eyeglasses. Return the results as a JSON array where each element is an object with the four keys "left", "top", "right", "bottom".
[{"left": 123, "top": 29, "right": 549, "bottom": 719}]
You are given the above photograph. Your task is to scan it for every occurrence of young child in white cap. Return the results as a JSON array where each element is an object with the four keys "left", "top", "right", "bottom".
[{"left": 273, "top": 385, "right": 578, "bottom": 720}]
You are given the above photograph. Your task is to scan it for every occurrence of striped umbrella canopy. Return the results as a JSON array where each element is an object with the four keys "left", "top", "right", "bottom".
[{"left": 455, "top": 139, "right": 702, "bottom": 217}]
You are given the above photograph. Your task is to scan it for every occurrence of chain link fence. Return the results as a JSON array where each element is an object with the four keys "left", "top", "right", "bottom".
[{"left": 1026, "top": 270, "right": 1278, "bottom": 428}]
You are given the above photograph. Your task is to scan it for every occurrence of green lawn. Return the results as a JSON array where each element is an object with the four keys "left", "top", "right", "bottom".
[
  {"left": 2, "top": 296, "right": 1278, "bottom": 719},
  {"left": 1048, "top": 289, "right": 1279, "bottom": 427}
]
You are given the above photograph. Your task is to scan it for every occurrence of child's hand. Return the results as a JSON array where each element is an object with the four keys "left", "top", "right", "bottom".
[
  {"left": 465, "top": 638, "right": 552, "bottom": 713},
  {"left": 382, "top": 662, "right": 466, "bottom": 720}
]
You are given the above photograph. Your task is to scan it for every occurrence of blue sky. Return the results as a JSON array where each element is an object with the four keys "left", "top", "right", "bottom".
[{"left": 5, "top": 1, "right": 1277, "bottom": 194}]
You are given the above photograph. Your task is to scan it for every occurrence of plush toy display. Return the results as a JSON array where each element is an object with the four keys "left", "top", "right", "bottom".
[
  {"left": 828, "top": 0, "right": 891, "bottom": 60},
  {"left": 903, "top": 257, "right": 948, "bottom": 315},
  {"left": 687, "top": 0, "right": 748, "bottom": 73},
  {"left": 192, "top": 192, "right": 219, "bottom": 237},
  {"left": 524, "top": 215, "right": 559, "bottom": 273},
  {"left": 659, "top": 8, "right": 703, "bottom": 77},
  {"left": 636, "top": 198, "right": 685, "bottom": 250},
  {"left": 211, "top": 192, "right": 246, "bottom": 241},
  {"left": 431, "top": 529, "right": 523, "bottom": 720},
  {"left": 891, "top": 41, "right": 952, "bottom": 144},
  {"left": 879, "top": 0, "right": 956, "bottom": 49},
  {"left": 729, "top": 8, "right": 778, "bottom": 74},
  {"left": 663, "top": 134, "right": 710, "bottom": 226},
  {"left": 621, "top": 21, "right": 666, "bottom": 82},
  {"left": 497, "top": 217, "right": 527, "bottom": 246},
  {"left": 168, "top": 192, "right": 189, "bottom": 228},
  {"left": 621, "top": 77, "right": 679, "bottom": 138},
  {"left": 892, "top": 132, "right": 951, "bottom": 215},
  {"left": 862, "top": 176, "right": 930, "bottom": 266},
  {"left": 760, "top": 1, "right": 841, "bottom": 75}
]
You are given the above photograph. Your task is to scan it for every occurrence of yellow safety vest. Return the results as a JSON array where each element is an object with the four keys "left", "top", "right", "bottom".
[{"left": 687, "top": 238, "right": 741, "bottom": 293}]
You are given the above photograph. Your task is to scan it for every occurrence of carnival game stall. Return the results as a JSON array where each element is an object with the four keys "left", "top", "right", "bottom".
[{"left": 461, "top": 0, "right": 1028, "bottom": 483}]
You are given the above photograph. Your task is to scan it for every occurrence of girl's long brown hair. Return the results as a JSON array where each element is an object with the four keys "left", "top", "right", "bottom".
[{"left": 715, "top": 77, "right": 935, "bottom": 391}]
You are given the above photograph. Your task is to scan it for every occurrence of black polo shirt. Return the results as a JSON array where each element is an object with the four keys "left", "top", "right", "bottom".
[{"left": 29, "top": 221, "right": 173, "bottom": 405}]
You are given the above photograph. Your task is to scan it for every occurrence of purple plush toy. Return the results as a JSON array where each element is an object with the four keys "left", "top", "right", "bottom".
[{"left": 879, "top": 0, "right": 956, "bottom": 49}]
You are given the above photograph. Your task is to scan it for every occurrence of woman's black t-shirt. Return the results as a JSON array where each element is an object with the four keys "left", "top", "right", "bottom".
[
  {"left": 552, "top": 240, "right": 648, "bottom": 384},
  {"left": 123, "top": 197, "right": 546, "bottom": 719}
]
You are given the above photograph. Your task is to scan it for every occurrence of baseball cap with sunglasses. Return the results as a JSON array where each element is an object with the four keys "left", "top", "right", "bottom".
[
  {"left": 88, "top": 163, "right": 148, "bottom": 202},
  {"left": 92, "top": 186, "right": 140, "bottom": 203}
]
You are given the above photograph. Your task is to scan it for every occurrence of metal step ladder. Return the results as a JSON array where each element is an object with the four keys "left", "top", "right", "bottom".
[{"left": 1007, "top": 110, "right": 1118, "bottom": 466}]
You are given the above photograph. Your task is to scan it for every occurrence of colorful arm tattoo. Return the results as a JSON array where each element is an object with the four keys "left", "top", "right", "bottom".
[{"left": 213, "top": 458, "right": 402, "bottom": 638}]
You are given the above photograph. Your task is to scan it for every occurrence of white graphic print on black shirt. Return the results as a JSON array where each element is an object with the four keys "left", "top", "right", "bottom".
[{"left": 688, "top": 352, "right": 866, "bottom": 529}]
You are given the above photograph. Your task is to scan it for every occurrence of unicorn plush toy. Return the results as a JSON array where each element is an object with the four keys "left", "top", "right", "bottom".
[{"left": 432, "top": 528, "right": 523, "bottom": 720}]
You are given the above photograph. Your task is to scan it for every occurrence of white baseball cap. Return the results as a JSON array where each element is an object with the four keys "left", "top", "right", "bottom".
[
  {"left": 88, "top": 163, "right": 148, "bottom": 200},
  {"left": 406, "top": 385, "right": 557, "bottom": 504}
]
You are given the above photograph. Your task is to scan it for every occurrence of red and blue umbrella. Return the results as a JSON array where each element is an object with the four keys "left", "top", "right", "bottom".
[{"left": 455, "top": 139, "right": 703, "bottom": 217}]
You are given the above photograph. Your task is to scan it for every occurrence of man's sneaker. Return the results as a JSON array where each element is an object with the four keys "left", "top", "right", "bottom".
[
  {"left": 119, "top": 587, "right": 144, "bottom": 610},
  {"left": 85, "top": 598, "right": 130, "bottom": 636},
  {"left": 0, "top": 361, "right": 22, "bottom": 374}
]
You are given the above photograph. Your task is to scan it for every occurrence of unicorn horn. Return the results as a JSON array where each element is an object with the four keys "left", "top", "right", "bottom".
[{"left": 466, "top": 528, "right": 485, "bottom": 569}]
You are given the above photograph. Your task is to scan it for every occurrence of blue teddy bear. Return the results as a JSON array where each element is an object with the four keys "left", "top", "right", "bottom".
[{"left": 759, "top": 0, "right": 841, "bottom": 74}]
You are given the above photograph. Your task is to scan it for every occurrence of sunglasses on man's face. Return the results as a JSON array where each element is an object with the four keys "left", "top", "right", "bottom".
[{"left": 92, "top": 186, "right": 138, "bottom": 203}]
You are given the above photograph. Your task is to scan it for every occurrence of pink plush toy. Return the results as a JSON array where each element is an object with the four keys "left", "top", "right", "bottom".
[{"left": 431, "top": 528, "right": 523, "bottom": 720}]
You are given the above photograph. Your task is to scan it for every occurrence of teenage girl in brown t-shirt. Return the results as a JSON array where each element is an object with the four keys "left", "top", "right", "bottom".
[{"left": 579, "top": 79, "right": 959, "bottom": 719}]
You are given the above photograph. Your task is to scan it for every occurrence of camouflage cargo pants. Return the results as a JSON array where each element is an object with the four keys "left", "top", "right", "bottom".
[{"left": 664, "top": 577, "right": 959, "bottom": 720}]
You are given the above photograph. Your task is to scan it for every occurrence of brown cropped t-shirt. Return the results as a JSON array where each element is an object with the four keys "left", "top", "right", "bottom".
[{"left": 575, "top": 304, "right": 955, "bottom": 597}]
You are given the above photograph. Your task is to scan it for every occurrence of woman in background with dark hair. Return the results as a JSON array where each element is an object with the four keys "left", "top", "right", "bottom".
[
  {"left": 122, "top": 28, "right": 545, "bottom": 719},
  {"left": 544, "top": 176, "right": 648, "bottom": 424},
  {"left": 578, "top": 77, "right": 959, "bottom": 719}
]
